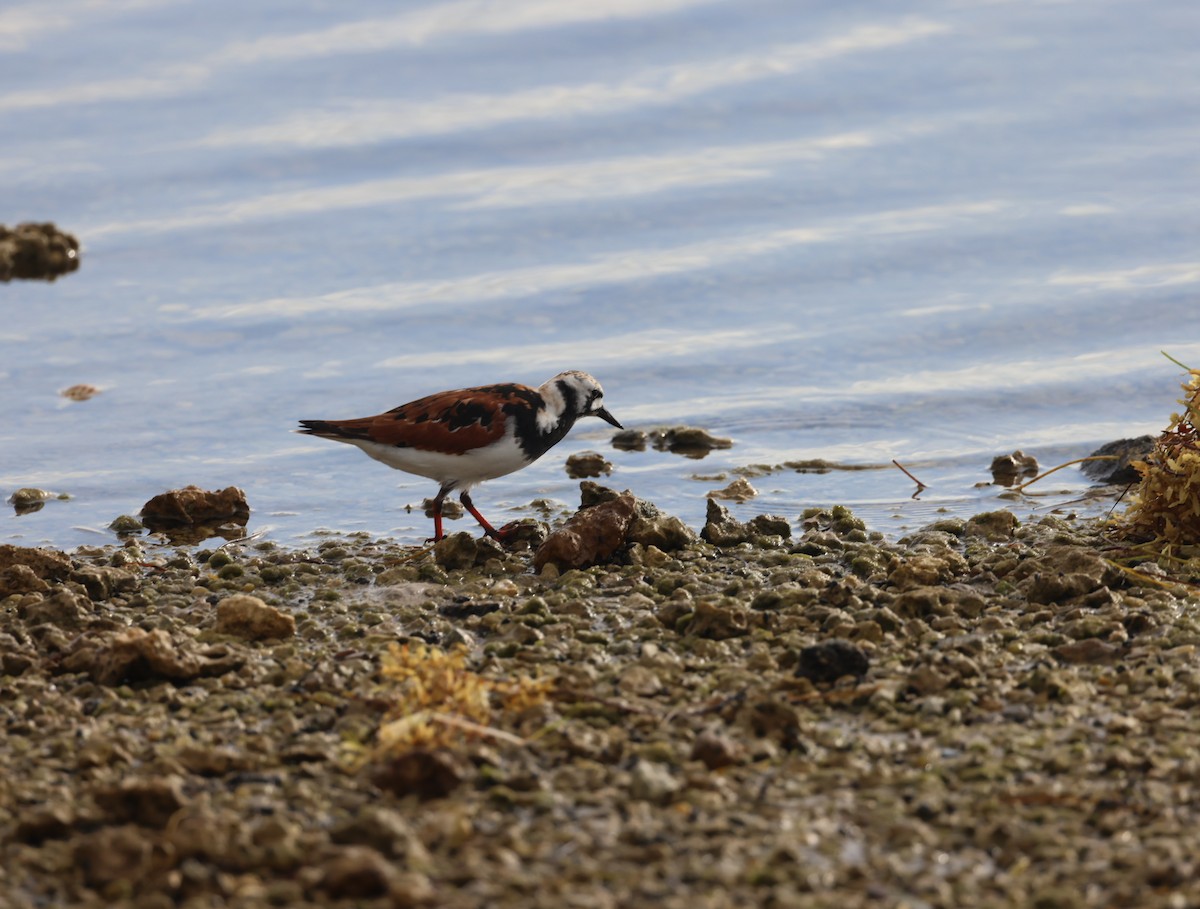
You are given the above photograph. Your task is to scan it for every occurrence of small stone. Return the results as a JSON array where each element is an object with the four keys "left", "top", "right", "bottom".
[
  {"left": 629, "top": 758, "right": 682, "bottom": 803},
  {"left": 73, "top": 825, "right": 152, "bottom": 889},
  {"left": 60, "top": 383, "right": 100, "bottom": 401},
  {"left": 964, "top": 509, "right": 1019, "bottom": 541},
  {"left": 706, "top": 478, "right": 758, "bottom": 502},
  {"left": 690, "top": 730, "right": 742, "bottom": 770},
  {"left": 215, "top": 594, "right": 296, "bottom": 640},
  {"left": 627, "top": 513, "right": 697, "bottom": 551},
  {"left": 610, "top": 429, "right": 647, "bottom": 451},
  {"left": 108, "top": 514, "right": 145, "bottom": 534},
  {"left": 565, "top": 451, "right": 614, "bottom": 478},
  {"left": 8, "top": 487, "right": 53, "bottom": 508}
]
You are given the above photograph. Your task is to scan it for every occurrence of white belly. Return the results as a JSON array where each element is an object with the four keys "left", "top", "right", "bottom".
[{"left": 347, "top": 428, "right": 531, "bottom": 491}]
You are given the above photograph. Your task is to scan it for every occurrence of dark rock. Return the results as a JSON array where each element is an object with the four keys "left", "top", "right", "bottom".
[
  {"left": 990, "top": 450, "right": 1038, "bottom": 485},
  {"left": 1080, "top": 436, "right": 1154, "bottom": 485},
  {"left": 370, "top": 748, "right": 469, "bottom": 800},
  {"left": 610, "top": 429, "right": 647, "bottom": 451},
  {"left": 796, "top": 640, "right": 870, "bottom": 683},
  {"left": 0, "top": 222, "right": 80, "bottom": 282},
  {"left": 650, "top": 425, "right": 733, "bottom": 458}
]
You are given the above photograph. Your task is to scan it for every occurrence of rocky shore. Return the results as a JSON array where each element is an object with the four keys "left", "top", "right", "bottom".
[{"left": 2, "top": 490, "right": 1199, "bottom": 908}]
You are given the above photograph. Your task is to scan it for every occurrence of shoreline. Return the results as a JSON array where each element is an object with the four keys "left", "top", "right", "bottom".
[{"left": 3, "top": 497, "right": 1199, "bottom": 907}]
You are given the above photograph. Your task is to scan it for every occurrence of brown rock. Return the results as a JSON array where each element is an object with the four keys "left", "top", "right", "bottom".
[
  {"left": 1020, "top": 545, "right": 1115, "bottom": 604},
  {"left": 61, "top": 627, "right": 241, "bottom": 685},
  {"left": 140, "top": 485, "right": 250, "bottom": 529},
  {"left": 215, "top": 594, "right": 295, "bottom": 640},
  {"left": 1, "top": 563, "right": 50, "bottom": 597},
  {"left": 1054, "top": 638, "right": 1121, "bottom": 664},
  {"left": 684, "top": 598, "right": 750, "bottom": 640},
  {"left": 565, "top": 451, "right": 614, "bottom": 478},
  {"left": 0, "top": 544, "right": 72, "bottom": 582},
  {"left": 534, "top": 492, "right": 637, "bottom": 571},
  {"left": 70, "top": 565, "right": 137, "bottom": 601},
  {"left": 700, "top": 499, "right": 749, "bottom": 546},
  {"left": 19, "top": 589, "right": 92, "bottom": 629},
  {"left": 433, "top": 532, "right": 504, "bottom": 569}
]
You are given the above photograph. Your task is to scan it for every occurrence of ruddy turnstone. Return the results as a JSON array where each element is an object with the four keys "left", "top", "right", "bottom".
[{"left": 298, "top": 370, "right": 622, "bottom": 541}]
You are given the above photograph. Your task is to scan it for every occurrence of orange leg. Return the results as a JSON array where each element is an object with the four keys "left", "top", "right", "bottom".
[
  {"left": 429, "top": 485, "right": 450, "bottom": 542},
  {"left": 460, "top": 491, "right": 507, "bottom": 539}
]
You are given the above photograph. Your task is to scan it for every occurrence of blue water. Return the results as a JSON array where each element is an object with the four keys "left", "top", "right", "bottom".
[{"left": 3, "top": 0, "right": 1198, "bottom": 549}]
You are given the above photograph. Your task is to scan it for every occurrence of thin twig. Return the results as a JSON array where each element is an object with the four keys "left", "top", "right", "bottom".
[
  {"left": 428, "top": 712, "right": 528, "bottom": 746},
  {"left": 1013, "top": 455, "right": 1119, "bottom": 493},
  {"left": 892, "top": 459, "right": 927, "bottom": 497},
  {"left": 1161, "top": 350, "right": 1194, "bottom": 371}
]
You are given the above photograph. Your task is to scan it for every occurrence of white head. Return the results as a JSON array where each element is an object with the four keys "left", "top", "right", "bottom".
[{"left": 537, "top": 371, "right": 622, "bottom": 432}]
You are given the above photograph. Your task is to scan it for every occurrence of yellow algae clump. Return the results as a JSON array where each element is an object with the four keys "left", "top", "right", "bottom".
[
  {"left": 1122, "top": 367, "right": 1200, "bottom": 546},
  {"left": 372, "top": 642, "right": 553, "bottom": 755}
]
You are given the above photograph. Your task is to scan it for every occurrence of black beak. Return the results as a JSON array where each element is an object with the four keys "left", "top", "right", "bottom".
[{"left": 593, "top": 407, "right": 623, "bottom": 429}]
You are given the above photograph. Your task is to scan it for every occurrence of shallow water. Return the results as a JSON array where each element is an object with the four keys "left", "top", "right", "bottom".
[{"left": 3, "top": 0, "right": 1198, "bottom": 549}]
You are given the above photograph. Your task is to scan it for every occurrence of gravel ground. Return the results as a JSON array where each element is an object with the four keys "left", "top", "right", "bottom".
[{"left": 3, "top": 493, "right": 1199, "bottom": 909}]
